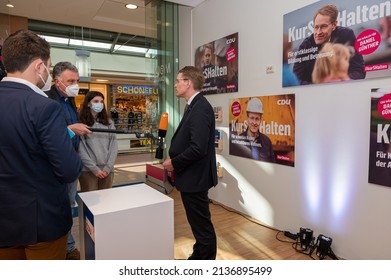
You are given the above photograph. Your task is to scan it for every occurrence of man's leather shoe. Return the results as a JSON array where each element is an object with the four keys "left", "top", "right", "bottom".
[
  {"left": 187, "top": 254, "right": 201, "bottom": 260},
  {"left": 66, "top": 248, "right": 80, "bottom": 260}
]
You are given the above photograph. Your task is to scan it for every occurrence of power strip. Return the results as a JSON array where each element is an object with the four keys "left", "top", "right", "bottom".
[{"left": 284, "top": 231, "right": 298, "bottom": 240}]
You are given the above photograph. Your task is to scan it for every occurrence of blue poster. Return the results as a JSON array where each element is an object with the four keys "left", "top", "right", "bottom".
[{"left": 283, "top": 1, "right": 391, "bottom": 87}]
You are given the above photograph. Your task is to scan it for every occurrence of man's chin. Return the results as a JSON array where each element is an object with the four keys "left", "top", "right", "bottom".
[{"left": 314, "top": 38, "right": 326, "bottom": 45}]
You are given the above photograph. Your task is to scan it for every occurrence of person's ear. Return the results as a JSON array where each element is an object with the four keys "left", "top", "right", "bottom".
[
  {"left": 34, "top": 59, "right": 44, "bottom": 74},
  {"left": 332, "top": 22, "right": 337, "bottom": 31}
]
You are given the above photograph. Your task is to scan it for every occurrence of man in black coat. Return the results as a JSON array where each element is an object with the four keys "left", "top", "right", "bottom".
[
  {"left": 293, "top": 4, "right": 366, "bottom": 85},
  {"left": 163, "top": 66, "right": 218, "bottom": 260}
]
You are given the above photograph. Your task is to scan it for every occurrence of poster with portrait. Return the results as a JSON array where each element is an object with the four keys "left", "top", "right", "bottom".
[
  {"left": 229, "top": 94, "right": 295, "bottom": 167},
  {"left": 283, "top": 0, "right": 391, "bottom": 87},
  {"left": 369, "top": 88, "right": 391, "bottom": 187},
  {"left": 194, "top": 32, "right": 238, "bottom": 95}
]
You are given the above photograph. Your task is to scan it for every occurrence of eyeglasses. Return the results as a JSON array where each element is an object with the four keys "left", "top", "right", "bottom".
[
  {"left": 175, "top": 78, "right": 189, "bottom": 84},
  {"left": 313, "top": 23, "right": 332, "bottom": 32}
]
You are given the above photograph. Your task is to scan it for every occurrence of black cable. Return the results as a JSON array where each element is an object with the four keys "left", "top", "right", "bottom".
[
  {"left": 292, "top": 239, "right": 314, "bottom": 257},
  {"left": 275, "top": 230, "right": 297, "bottom": 243},
  {"left": 208, "top": 199, "right": 340, "bottom": 260},
  {"left": 328, "top": 248, "right": 339, "bottom": 260}
]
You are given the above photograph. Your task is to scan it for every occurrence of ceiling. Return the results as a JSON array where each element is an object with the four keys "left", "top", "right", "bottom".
[
  {"left": 1, "top": 0, "right": 205, "bottom": 36},
  {"left": 1, "top": 0, "right": 206, "bottom": 84}
]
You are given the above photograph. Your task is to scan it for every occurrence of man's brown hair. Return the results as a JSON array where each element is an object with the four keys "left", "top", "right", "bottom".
[
  {"left": 2, "top": 29, "right": 50, "bottom": 73},
  {"left": 179, "top": 66, "right": 205, "bottom": 91}
]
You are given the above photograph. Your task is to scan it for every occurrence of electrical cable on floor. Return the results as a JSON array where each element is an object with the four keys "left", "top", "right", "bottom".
[
  {"left": 275, "top": 231, "right": 298, "bottom": 244},
  {"left": 209, "top": 199, "right": 339, "bottom": 260}
]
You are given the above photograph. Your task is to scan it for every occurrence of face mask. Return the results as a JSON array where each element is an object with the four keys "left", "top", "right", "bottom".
[
  {"left": 65, "top": 83, "right": 79, "bottom": 97},
  {"left": 91, "top": 103, "right": 104, "bottom": 113},
  {"left": 39, "top": 64, "right": 52, "bottom": 91}
]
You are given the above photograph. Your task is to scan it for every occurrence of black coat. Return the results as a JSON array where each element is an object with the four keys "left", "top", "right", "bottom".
[{"left": 169, "top": 93, "right": 217, "bottom": 192}]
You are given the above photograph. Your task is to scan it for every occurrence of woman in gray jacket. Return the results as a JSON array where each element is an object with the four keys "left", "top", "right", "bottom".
[{"left": 78, "top": 91, "right": 118, "bottom": 192}]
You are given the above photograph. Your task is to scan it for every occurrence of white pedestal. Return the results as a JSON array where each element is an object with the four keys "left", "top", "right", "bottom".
[{"left": 78, "top": 183, "right": 174, "bottom": 260}]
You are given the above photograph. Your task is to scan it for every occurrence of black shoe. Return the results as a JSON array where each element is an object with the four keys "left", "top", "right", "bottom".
[
  {"left": 66, "top": 248, "right": 80, "bottom": 260},
  {"left": 187, "top": 254, "right": 201, "bottom": 260}
]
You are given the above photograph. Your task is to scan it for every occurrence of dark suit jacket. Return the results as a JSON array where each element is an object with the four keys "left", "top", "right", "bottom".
[
  {"left": 293, "top": 26, "right": 366, "bottom": 85},
  {"left": 46, "top": 85, "right": 78, "bottom": 126},
  {"left": 169, "top": 93, "right": 217, "bottom": 192},
  {"left": 46, "top": 85, "right": 79, "bottom": 150},
  {"left": 0, "top": 81, "right": 82, "bottom": 246}
]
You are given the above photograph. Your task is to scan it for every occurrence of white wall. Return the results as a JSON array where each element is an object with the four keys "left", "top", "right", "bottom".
[{"left": 179, "top": 0, "right": 391, "bottom": 259}]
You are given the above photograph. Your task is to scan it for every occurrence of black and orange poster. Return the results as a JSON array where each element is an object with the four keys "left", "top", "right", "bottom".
[{"left": 229, "top": 94, "right": 295, "bottom": 167}]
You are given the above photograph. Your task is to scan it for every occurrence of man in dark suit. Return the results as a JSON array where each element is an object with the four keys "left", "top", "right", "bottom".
[
  {"left": 293, "top": 4, "right": 366, "bottom": 85},
  {"left": 163, "top": 66, "right": 218, "bottom": 260},
  {"left": 0, "top": 30, "right": 82, "bottom": 259},
  {"left": 46, "top": 61, "right": 91, "bottom": 259}
]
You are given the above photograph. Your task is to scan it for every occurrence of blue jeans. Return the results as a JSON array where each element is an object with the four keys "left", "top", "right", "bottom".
[{"left": 67, "top": 179, "right": 78, "bottom": 253}]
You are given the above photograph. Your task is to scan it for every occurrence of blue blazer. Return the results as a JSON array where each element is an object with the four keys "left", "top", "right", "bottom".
[
  {"left": 0, "top": 81, "right": 82, "bottom": 246},
  {"left": 169, "top": 93, "right": 217, "bottom": 192}
]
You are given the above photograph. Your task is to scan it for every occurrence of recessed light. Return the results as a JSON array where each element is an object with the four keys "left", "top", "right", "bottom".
[
  {"left": 6, "top": 2, "right": 14, "bottom": 8},
  {"left": 125, "top": 4, "right": 138, "bottom": 10}
]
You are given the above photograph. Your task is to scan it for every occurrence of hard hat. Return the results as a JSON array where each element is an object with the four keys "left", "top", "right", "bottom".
[{"left": 246, "top": 98, "right": 263, "bottom": 114}]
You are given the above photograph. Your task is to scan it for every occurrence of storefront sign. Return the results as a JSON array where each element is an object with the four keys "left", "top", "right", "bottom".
[
  {"left": 113, "top": 85, "right": 159, "bottom": 95},
  {"left": 130, "top": 138, "right": 154, "bottom": 148}
]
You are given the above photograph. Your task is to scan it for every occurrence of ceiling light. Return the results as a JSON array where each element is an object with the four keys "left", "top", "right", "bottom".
[
  {"left": 96, "top": 79, "right": 109, "bottom": 82},
  {"left": 6, "top": 1, "right": 14, "bottom": 8},
  {"left": 125, "top": 4, "right": 138, "bottom": 10},
  {"left": 75, "top": 50, "right": 91, "bottom": 82}
]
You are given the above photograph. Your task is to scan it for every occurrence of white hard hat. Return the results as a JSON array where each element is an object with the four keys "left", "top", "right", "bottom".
[{"left": 246, "top": 98, "right": 263, "bottom": 114}]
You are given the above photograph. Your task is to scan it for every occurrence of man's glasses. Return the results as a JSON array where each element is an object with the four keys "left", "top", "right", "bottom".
[{"left": 313, "top": 23, "right": 332, "bottom": 32}]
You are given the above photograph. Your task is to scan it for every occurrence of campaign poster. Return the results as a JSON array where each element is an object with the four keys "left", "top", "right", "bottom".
[
  {"left": 194, "top": 32, "right": 238, "bottom": 95},
  {"left": 283, "top": 0, "right": 391, "bottom": 87},
  {"left": 229, "top": 94, "right": 295, "bottom": 167},
  {"left": 369, "top": 88, "right": 391, "bottom": 187}
]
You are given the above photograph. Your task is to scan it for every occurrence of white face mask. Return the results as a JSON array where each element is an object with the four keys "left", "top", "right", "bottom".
[
  {"left": 39, "top": 64, "right": 52, "bottom": 91},
  {"left": 91, "top": 103, "right": 104, "bottom": 113},
  {"left": 65, "top": 83, "right": 79, "bottom": 97}
]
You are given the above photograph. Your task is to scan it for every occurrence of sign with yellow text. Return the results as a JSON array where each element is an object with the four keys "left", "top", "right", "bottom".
[{"left": 229, "top": 94, "right": 295, "bottom": 166}]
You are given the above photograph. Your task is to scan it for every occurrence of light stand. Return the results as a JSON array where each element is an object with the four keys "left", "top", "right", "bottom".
[
  {"left": 298, "top": 227, "right": 313, "bottom": 250},
  {"left": 315, "top": 234, "right": 332, "bottom": 260}
]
